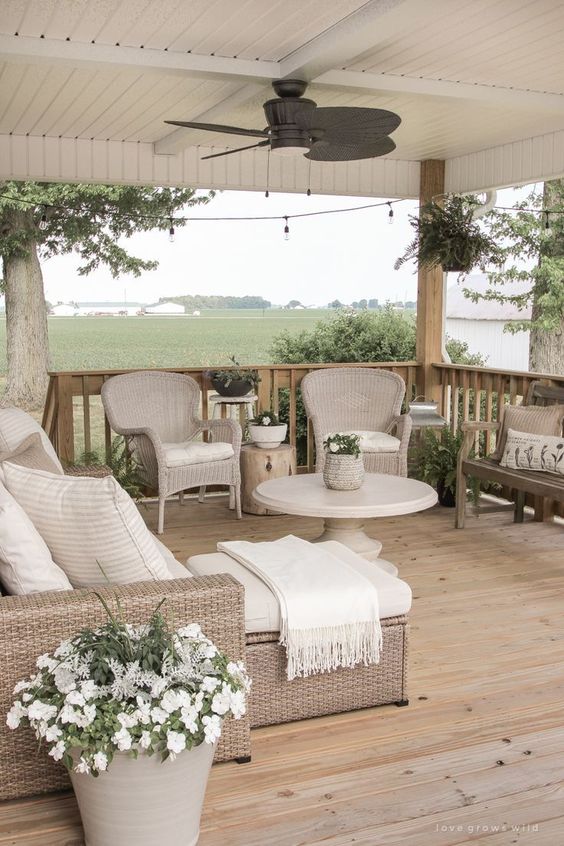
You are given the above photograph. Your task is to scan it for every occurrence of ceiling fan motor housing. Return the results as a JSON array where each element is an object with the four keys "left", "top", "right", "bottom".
[{"left": 263, "top": 96, "right": 317, "bottom": 152}]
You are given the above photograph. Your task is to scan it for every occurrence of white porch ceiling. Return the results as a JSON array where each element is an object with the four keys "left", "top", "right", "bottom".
[{"left": 2, "top": 0, "right": 564, "bottom": 197}]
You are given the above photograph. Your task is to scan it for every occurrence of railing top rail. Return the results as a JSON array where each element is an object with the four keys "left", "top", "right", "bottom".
[
  {"left": 432, "top": 362, "right": 564, "bottom": 381},
  {"left": 47, "top": 361, "right": 419, "bottom": 377}
]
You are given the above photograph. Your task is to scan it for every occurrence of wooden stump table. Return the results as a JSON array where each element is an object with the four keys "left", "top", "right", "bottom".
[{"left": 240, "top": 443, "right": 296, "bottom": 515}]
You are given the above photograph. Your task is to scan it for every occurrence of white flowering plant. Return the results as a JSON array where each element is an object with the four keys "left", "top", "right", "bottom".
[
  {"left": 7, "top": 598, "right": 250, "bottom": 777},
  {"left": 323, "top": 433, "right": 361, "bottom": 457},
  {"left": 250, "top": 410, "right": 280, "bottom": 426}
]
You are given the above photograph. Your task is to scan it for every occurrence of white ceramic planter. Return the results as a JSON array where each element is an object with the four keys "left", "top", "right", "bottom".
[
  {"left": 249, "top": 423, "right": 288, "bottom": 449},
  {"left": 70, "top": 741, "right": 215, "bottom": 846},
  {"left": 323, "top": 453, "right": 365, "bottom": 491}
]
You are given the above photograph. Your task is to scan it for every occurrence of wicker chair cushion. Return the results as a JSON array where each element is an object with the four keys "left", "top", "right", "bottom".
[
  {"left": 187, "top": 540, "right": 412, "bottom": 634},
  {"left": 333, "top": 430, "right": 401, "bottom": 454},
  {"left": 0, "top": 482, "right": 72, "bottom": 595},
  {"left": 162, "top": 440, "right": 234, "bottom": 468},
  {"left": 0, "top": 407, "right": 63, "bottom": 473},
  {"left": 3, "top": 464, "right": 171, "bottom": 588}
]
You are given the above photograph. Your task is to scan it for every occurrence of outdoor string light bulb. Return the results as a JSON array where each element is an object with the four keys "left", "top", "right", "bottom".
[
  {"left": 39, "top": 209, "right": 48, "bottom": 230},
  {"left": 544, "top": 210, "right": 552, "bottom": 235},
  {"left": 168, "top": 218, "right": 175, "bottom": 243},
  {"left": 283, "top": 216, "right": 290, "bottom": 240},
  {"left": 387, "top": 202, "right": 394, "bottom": 224}
]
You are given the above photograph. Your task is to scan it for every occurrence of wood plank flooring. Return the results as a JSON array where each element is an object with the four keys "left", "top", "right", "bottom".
[{"left": 0, "top": 499, "right": 563, "bottom": 845}]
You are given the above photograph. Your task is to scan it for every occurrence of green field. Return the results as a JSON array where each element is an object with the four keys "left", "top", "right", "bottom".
[{"left": 0, "top": 309, "right": 332, "bottom": 374}]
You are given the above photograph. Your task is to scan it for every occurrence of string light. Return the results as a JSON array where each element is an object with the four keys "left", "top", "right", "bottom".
[
  {"left": 283, "top": 216, "right": 290, "bottom": 241},
  {"left": 387, "top": 201, "right": 394, "bottom": 224},
  {"left": 168, "top": 218, "right": 175, "bottom": 243},
  {"left": 38, "top": 209, "right": 48, "bottom": 230},
  {"left": 544, "top": 210, "right": 552, "bottom": 235}
]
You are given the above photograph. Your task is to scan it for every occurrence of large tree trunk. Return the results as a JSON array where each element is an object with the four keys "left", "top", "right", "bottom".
[{"left": 2, "top": 214, "right": 50, "bottom": 410}]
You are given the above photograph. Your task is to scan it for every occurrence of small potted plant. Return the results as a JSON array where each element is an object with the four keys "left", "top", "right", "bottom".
[
  {"left": 322, "top": 433, "right": 364, "bottom": 491},
  {"left": 249, "top": 410, "right": 288, "bottom": 449},
  {"left": 394, "top": 194, "right": 502, "bottom": 274},
  {"left": 7, "top": 601, "right": 250, "bottom": 846},
  {"left": 209, "top": 356, "right": 260, "bottom": 397},
  {"left": 413, "top": 426, "right": 463, "bottom": 506}
]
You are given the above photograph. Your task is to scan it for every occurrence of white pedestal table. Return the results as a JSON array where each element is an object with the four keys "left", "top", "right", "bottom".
[{"left": 253, "top": 473, "right": 437, "bottom": 576}]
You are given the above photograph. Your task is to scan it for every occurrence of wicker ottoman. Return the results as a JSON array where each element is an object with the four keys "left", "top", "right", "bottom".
[{"left": 188, "top": 542, "right": 410, "bottom": 728}]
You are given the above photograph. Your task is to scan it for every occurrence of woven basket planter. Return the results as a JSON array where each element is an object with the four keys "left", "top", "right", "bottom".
[{"left": 323, "top": 453, "right": 365, "bottom": 490}]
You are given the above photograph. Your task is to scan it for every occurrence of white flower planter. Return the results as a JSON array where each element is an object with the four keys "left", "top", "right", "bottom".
[
  {"left": 70, "top": 741, "right": 215, "bottom": 846},
  {"left": 323, "top": 453, "right": 365, "bottom": 491},
  {"left": 249, "top": 423, "right": 288, "bottom": 449}
]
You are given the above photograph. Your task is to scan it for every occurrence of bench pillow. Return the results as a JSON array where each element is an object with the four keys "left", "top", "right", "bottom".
[
  {"left": 3, "top": 464, "right": 170, "bottom": 588},
  {"left": 500, "top": 429, "right": 564, "bottom": 476},
  {"left": 492, "top": 403, "right": 564, "bottom": 460},
  {"left": 0, "top": 482, "right": 72, "bottom": 595}
]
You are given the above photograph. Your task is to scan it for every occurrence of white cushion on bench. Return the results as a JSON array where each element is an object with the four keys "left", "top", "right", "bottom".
[{"left": 187, "top": 541, "right": 411, "bottom": 633}]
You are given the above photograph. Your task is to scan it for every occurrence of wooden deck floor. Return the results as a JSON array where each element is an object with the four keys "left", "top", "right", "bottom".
[{"left": 1, "top": 499, "right": 563, "bottom": 845}]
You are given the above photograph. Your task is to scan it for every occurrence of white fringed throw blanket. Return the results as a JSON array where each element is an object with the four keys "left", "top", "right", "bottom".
[{"left": 217, "top": 535, "right": 382, "bottom": 680}]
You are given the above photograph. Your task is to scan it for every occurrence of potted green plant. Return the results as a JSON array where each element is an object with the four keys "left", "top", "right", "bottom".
[
  {"left": 249, "top": 410, "right": 288, "bottom": 449},
  {"left": 322, "top": 433, "right": 364, "bottom": 491},
  {"left": 7, "top": 601, "right": 250, "bottom": 846},
  {"left": 394, "top": 194, "right": 502, "bottom": 274},
  {"left": 413, "top": 427, "right": 463, "bottom": 507},
  {"left": 209, "top": 356, "right": 260, "bottom": 397}
]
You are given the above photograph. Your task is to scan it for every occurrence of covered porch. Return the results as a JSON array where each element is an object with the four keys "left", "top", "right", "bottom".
[{"left": 1, "top": 502, "right": 562, "bottom": 844}]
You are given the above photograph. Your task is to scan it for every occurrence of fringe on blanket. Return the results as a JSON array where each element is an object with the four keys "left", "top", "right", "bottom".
[{"left": 281, "top": 620, "right": 382, "bottom": 681}]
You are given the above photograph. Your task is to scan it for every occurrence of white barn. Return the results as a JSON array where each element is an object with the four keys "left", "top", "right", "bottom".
[
  {"left": 145, "top": 302, "right": 185, "bottom": 315},
  {"left": 50, "top": 303, "right": 77, "bottom": 317},
  {"left": 446, "top": 275, "right": 531, "bottom": 370}
]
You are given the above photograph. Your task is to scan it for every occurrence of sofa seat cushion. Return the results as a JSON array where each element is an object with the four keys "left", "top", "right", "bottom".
[
  {"left": 162, "top": 440, "right": 234, "bottom": 468},
  {"left": 3, "top": 464, "right": 171, "bottom": 588},
  {"left": 330, "top": 430, "right": 400, "bottom": 454},
  {"left": 187, "top": 541, "right": 411, "bottom": 634}
]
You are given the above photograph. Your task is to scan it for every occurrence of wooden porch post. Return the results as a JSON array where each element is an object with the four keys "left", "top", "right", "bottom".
[{"left": 416, "top": 159, "right": 445, "bottom": 401}]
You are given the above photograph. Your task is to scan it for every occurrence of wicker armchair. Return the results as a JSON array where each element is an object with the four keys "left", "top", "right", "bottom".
[
  {"left": 0, "top": 575, "right": 249, "bottom": 801},
  {"left": 101, "top": 371, "right": 242, "bottom": 533},
  {"left": 301, "top": 368, "right": 412, "bottom": 476}
]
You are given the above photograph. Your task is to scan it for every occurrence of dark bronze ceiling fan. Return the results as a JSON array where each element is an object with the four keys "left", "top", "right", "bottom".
[{"left": 165, "top": 79, "right": 400, "bottom": 161}]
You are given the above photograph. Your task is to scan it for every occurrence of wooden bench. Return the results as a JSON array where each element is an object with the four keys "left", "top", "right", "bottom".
[{"left": 456, "top": 381, "right": 564, "bottom": 528}]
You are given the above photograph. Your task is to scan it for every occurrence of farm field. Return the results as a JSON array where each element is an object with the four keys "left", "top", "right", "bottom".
[{"left": 0, "top": 309, "right": 332, "bottom": 374}]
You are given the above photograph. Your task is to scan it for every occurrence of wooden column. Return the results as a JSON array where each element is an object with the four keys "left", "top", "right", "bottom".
[{"left": 416, "top": 159, "right": 445, "bottom": 401}]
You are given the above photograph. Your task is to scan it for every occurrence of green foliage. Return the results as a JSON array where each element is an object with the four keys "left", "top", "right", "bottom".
[
  {"left": 474, "top": 182, "right": 564, "bottom": 333},
  {"left": 413, "top": 427, "right": 463, "bottom": 495},
  {"left": 209, "top": 356, "right": 260, "bottom": 387},
  {"left": 323, "top": 433, "right": 361, "bottom": 457},
  {"left": 79, "top": 436, "right": 144, "bottom": 500},
  {"left": 444, "top": 336, "right": 488, "bottom": 366},
  {"left": 251, "top": 410, "right": 280, "bottom": 426},
  {"left": 395, "top": 194, "right": 503, "bottom": 274},
  {"left": 0, "top": 181, "right": 214, "bottom": 277},
  {"left": 163, "top": 294, "right": 271, "bottom": 310}
]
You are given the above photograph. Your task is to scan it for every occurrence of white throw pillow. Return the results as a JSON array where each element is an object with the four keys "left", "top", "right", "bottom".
[
  {"left": 0, "top": 407, "right": 63, "bottom": 473},
  {"left": 500, "top": 428, "right": 564, "bottom": 475},
  {"left": 0, "top": 483, "right": 72, "bottom": 595},
  {"left": 3, "top": 464, "right": 171, "bottom": 587}
]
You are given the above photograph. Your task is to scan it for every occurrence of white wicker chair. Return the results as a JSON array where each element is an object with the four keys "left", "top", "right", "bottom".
[
  {"left": 301, "top": 368, "right": 412, "bottom": 476},
  {"left": 101, "top": 371, "right": 242, "bottom": 533}
]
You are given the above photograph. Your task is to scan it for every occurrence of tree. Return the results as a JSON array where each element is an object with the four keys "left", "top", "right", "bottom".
[
  {"left": 328, "top": 299, "right": 343, "bottom": 309},
  {"left": 285, "top": 300, "right": 303, "bottom": 309},
  {"left": 0, "top": 182, "right": 213, "bottom": 408},
  {"left": 476, "top": 181, "right": 564, "bottom": 374}
]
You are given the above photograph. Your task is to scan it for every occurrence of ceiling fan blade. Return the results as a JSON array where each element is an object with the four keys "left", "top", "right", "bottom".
[
  {"left": 165, "top": 120, "right": 268, "bottom": 139},
  {"left": 297, "top": 107, "right": 401, "bottom": 143},
  {"left": 200, "top": 140, "right": 270, "bottom": 160},
  {"left": 305, "top": 136, "right": 396, "bottom": 162}
]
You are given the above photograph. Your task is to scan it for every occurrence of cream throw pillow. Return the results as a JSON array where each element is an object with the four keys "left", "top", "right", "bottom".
[
  {"left": 3, "top": 464, "right": 170, "bottom": 588},
  {"left": 0, "top": 432, "right": 61, "bottom": 476},
  {"left": 492, "top": 403, "right": 564, "bottom": 460},
  {"left": 500, "top": 429, "right": 564, "bottom": 476},
  {"left": 0, "top": 483, "right": 72, "bottom": 595},
  {"left": 0, "top": 407, "right": 63, "bottom": 473}
]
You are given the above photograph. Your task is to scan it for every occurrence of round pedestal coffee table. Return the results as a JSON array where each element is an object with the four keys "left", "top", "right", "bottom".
[{"left": 253, "top": 472, "right": 437, "bottom": 576}]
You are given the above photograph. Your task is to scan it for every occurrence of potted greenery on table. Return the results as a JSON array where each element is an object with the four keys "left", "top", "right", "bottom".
[
  {"left": 249, "top": 410, "right": 288, "bottom": 449},
  {"left": 7, "top": 600, "right": 250, "bottom": 846},
  {"left": 323, "top": 433, "right": 364, "bottom": 491},
  {"left": 413, "top": 427, "right": 463, "bottom": 507},
  {"left": 394, "top": 194, "right": 502, "bottom": 274},
  {"left": 209, "top": 356, "right": 260, "bottom": 397}
]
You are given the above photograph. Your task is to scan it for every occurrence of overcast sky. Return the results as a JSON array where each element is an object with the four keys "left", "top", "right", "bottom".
[{"left": 41, "top": 185, "right": 527, "bottom": 307}]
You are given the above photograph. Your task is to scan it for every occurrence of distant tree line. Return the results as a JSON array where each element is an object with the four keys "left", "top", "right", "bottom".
[{"left": 160, "top": 294, "right": 271, "bottom": 310}]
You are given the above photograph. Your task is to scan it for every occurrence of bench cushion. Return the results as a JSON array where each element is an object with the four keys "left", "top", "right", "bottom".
[{"left": 187, "top": 541, "right": 412, "bottom": 633}]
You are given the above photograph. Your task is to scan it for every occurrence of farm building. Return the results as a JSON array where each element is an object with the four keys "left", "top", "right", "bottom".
[
  {"left": 145, "top": 301, "right": 185, "bottom": 315},
  {"left": 75, "top": 301, "right": 145, "bottom": 316},
  {"left": 50, "top": 303, "right": 76, "bottom": 317},
  {"left": 446, "top": 275, "right": 531, "bottom": 370}
]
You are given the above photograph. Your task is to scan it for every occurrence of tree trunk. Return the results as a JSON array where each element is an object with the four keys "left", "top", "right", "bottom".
[{"left": 2, "top": 215, "right": 50, "bottom": 410}]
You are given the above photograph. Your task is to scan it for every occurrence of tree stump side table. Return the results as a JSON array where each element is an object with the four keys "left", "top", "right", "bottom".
[{"left": 240, "top": 443, "right": 297, "bottom": 515}]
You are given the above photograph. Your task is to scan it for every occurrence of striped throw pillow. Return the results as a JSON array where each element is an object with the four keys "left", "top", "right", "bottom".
[{"left": 492, "top": 404, "right": 564, "bottom": 460}]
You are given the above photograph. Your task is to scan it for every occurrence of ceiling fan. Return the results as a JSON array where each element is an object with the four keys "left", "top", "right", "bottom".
[{"left": 165, "top": 79, "right": 400, "bottom": 162}]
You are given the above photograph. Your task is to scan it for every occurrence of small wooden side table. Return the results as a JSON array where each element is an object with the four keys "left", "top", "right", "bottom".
[
  {"left": 240, "top": 443, "right": 297, "bottom": 515},
  {"left": 209, "top": 394, "right": 258, "bottom": 426}
]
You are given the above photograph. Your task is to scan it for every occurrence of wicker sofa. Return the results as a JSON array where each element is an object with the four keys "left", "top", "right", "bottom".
[{"left": 0, "top": 575, "right": 249, "bottom": 802}]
